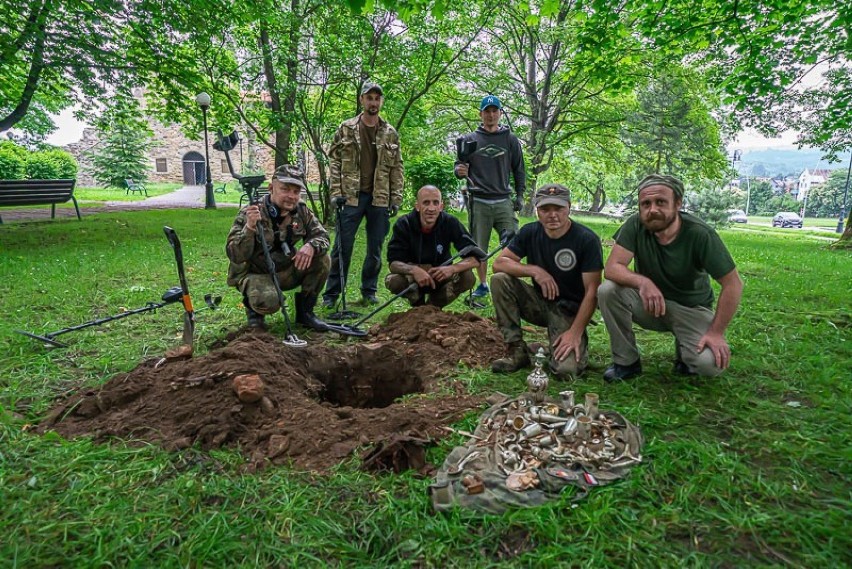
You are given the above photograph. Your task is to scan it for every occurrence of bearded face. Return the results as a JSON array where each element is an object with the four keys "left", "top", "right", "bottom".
[{"left": 638, "top": 185, "right": 681, "bottom": 233}]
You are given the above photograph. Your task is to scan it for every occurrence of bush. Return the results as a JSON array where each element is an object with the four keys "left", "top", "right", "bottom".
[
  {"left": 24, "top": 149, "right": 78, "bottom": 179},
  {"left": 0, "top": 145, "right": 26, "bottom": 180},
  {"left": 404, "top": 153, "right": 459, "bottom": 208}
]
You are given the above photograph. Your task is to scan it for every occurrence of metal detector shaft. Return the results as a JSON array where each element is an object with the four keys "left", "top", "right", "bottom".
[
  {"left": 15, "top": 288, "right": 182, "bottom": 347},
  {"left": 351, "top": 244, "right": 485, "bottom": 328}
]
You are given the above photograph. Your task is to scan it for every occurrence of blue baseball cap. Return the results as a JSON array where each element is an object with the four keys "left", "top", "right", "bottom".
[{"left": 480, "top": 95, "right": 502, "bottom": 111}]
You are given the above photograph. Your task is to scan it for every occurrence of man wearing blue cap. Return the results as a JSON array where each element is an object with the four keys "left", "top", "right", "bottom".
[{"left": 454, "top": 95, "right": 526, "bottom": 299}]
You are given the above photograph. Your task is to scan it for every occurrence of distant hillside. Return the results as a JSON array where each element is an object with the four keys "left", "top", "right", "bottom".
[{"left": 737, "top": 148, "right": 851, "bottom": 177}]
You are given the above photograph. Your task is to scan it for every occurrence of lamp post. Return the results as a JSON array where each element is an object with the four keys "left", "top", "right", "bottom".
[
  {"left": 195, "top": 92, "right": 216, "bottom": 209},
  {"left": 837, "top": 151, "right": 851, "bottom": 234}
]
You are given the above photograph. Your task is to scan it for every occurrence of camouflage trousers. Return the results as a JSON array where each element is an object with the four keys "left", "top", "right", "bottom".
[
  {"left": 385, "top": 266, "right": 476, "bottom": 308},
  {"left": 491, "top": 272, "right": 588, "bottom": 376},
  {"left": 236, "top": 254, "right": 330, "bottom": 315}
]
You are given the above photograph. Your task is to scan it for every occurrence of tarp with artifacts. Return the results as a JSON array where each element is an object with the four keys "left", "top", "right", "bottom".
[{"left": 430, "top": 392, "right": 644, "bottom": 514}]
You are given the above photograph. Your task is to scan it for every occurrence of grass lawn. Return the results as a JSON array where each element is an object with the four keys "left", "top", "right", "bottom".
[
  {"left": 74, "top": 183, "right": 184, "bottom": 202},
  {"left": 1, "top": 209, "right": 849, "bottom": 567}
]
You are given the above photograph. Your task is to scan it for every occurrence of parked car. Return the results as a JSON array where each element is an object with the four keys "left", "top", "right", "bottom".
[
  {"left": 772, "top": 212, "right": 803, "bottom": 228},
  {"left": 728, "top": 209, "right": 748, "bottom": 223}
]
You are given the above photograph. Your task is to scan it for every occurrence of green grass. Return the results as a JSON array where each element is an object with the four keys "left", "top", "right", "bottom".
[
  {"left": 74, "top": 183, "right": 184, "bottom": 202},
  {"left": 1, "top": 209, "right": 850, "bottom": 567}
]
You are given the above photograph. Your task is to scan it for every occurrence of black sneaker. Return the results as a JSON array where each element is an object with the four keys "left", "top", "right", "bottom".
[
  {"left": 361, "top": 294, "right": 379, "bottom": 305},
  {"left": 603, "top": 360, "right": 642, "bottom": 383},
  {"left": 321, "top": 297, "right": 337, "bottom": 309}
]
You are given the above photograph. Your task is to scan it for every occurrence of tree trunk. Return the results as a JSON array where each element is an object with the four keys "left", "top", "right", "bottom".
[{"left": 258, "top": 23, "right": 289, "bottom": 168}]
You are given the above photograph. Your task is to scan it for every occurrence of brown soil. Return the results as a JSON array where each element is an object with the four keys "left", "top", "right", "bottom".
[{"left": 39, "top": 306, "right": 507, "bottom": 472}]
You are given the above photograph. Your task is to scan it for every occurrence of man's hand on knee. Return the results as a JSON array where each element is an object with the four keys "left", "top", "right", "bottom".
[{"left": 696, "top": 331, "right": 731, "bottom": 369}]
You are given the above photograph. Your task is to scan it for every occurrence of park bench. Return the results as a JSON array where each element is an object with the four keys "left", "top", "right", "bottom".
[
  {"left": 239, "top": 187, "right": 269, "bottom": 207},
  {"left": 125, "top": 179, "right": 148, "bottom": 196},
  {"left": 0, "top": 179, "right": 80, "bottom": 224}
]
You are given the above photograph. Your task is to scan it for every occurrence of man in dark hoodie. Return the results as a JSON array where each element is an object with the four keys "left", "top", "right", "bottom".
[
  {"left": 454, "top": 95, "right": 526, "bottom": 299},
  {"left": 385, "top": 185, "right": 483, "bottom": 307}
]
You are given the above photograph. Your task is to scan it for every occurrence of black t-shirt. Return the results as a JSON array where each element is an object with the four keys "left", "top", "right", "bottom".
[{"left": 507, "top": 220, "right": 603, "bottom": 304}]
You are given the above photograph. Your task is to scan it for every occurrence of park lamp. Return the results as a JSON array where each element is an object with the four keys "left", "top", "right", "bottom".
[{"left": 195, "top": 92, "right": 216, "bottom": 209}]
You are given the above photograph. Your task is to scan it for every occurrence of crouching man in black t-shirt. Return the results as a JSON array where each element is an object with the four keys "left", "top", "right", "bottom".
[
  {"left": 385, "top": 185, "right": 484, "bottom": 307},
  {"left": 490, "top": 184, "right": 603, "bottom": 380}
]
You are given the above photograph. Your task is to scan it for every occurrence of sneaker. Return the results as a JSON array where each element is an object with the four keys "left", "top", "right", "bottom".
[
  {"left": 361, "top": 293, "right": 379, "bottom": 305},
  {"left": 603, "top": 360, "right": 642, "bottom": 383},
  {"left": 321, "top": 297, "right": 337, "bottom": 309},
  {"left": 471, "top": 283, "right": 489, "bottom": 298}
]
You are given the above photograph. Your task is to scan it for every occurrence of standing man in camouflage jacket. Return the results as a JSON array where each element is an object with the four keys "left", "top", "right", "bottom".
[
  {"left": 227, "top": 166, "right": 332, "bottom": 331},
  {"left": 322, "top": 82, "right": 405, "bottom": 307}
]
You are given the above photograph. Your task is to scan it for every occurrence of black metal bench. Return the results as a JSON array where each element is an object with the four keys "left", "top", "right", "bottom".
[{"left": 0, "top": 179, "right": 81, "bottom": 224}]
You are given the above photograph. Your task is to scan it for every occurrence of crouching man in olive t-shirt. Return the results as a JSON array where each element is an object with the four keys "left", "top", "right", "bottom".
[{"left": 599, "top": 174, "right": 744, "bottom": 382}]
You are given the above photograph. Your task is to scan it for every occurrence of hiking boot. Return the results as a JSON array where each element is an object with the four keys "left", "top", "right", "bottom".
[
  {"left": 361, "top": 293, "right": 379, "bottom": 305},
  {"left": 603, "top": 360, "right": 642, "bottom": 383},
  {"left": 295, "top": 293, "right": 331, "bottom": 332},
  {"left": 491, "top": 341, "right": 530, "bottom": 373},
  {"left": 321, "top": 296, "right": 337, "bottom": 309},
  {"left": 245, "top": 306, "right": 266, "bottom": 329},
  {"left": 471, "top": 283, "right": 489, "bottom": 298}
]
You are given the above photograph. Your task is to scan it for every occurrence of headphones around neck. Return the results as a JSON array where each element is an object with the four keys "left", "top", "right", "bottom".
[{"left": 263, "top": 194, "right": 280, "bottom": 219}]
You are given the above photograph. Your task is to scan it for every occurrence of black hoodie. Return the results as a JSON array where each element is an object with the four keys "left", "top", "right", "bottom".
[
  {"left": 387, "top": 210, "right": 481, "bottom": 266},
  {"left": 454, "top": 125, "right": 526, "bottom": 200}
]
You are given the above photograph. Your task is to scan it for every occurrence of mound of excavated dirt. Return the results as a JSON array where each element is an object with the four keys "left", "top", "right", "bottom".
[{"left": 39, "top": 306, "right": 508, "bottom": 472}]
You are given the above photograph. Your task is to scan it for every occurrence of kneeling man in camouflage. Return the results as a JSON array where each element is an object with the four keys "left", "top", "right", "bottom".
[{"left": 226, "top": 166, "right": 332, "bottom": 331}]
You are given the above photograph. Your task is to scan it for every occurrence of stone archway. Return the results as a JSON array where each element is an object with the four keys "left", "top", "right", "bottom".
[{"left": 182, "top": 151, "right": 206, "bottom": 185}]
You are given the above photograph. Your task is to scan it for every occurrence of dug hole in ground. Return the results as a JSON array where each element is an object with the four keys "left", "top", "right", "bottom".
[{"left": 39, "top": 306, "right": 508, "bottom": 473}]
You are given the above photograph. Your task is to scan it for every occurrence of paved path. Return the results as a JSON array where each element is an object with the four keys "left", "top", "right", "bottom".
[{"left": 0, "top": 185, "right": 239, "bottom": 223}]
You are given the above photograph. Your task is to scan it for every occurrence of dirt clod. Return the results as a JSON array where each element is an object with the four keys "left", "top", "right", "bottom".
[{"left": 39, "top": 306, "right": 507, "bottom": 471}]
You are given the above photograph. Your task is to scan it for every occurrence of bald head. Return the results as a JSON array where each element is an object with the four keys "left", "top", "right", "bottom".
[
  {"left": 415, "top": 185, "right": 443, "bottom": 228},
  {"left": 416, "top": 185, "right": 442, "bottom": 202}
]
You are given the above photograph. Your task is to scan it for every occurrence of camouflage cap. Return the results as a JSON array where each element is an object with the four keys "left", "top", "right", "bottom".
[
  {"left": 534, "top": 184, "right": 571, "bottom": 207},
  {"left": 273, "top": 164, "right": 306, "bottom": 190},
  {"left": 637, "top": 174, "right": 685, "bottom": 199},
  {"left": 360, "top": 82, "right": 384, "bottom": 96}
]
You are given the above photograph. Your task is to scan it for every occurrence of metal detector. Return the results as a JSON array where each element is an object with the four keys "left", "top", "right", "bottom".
[
  {"left": 330, "top": 244, "right": 486, "bottom": 336},
  {"left": 326, "top": 200, "right": 361, "bottom": 321},
  {"left": 15, "top": 287, "right": 186, "bottom": 348}
]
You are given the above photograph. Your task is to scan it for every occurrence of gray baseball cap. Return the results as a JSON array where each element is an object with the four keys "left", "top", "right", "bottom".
[{"left": 360, "top": 82, "right": 384, "bottom": 96}]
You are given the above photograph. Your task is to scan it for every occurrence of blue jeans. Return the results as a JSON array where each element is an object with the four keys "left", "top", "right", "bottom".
[{"left": 324, "top": 191, "right": 390, "bottom": 300}]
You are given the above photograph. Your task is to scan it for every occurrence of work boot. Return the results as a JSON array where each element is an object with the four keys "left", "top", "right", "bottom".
[
  {"left": 673, "top": 344, "right": 697, "bottom": 376},
  {"left": 243, "top": 295, "right": 266, "bottom": 329},
  {"left": 603, "top": 360, "right": 642, "bottom": 383},
  {"left": 491, "top": 341, "right": 530, "bottom": 373},
  {"left": 295, "top": 293, "right": 331, "bottom": 332}
]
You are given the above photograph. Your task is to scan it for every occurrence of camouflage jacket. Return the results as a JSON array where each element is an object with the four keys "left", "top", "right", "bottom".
[
  {"left": 329, "top": 114, "right": 404, "bottom": 208},
  {"left": 226, "top": 201, "right": 330, "bottom": 286}
]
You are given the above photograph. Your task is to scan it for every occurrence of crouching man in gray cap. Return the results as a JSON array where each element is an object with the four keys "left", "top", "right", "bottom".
[
  {"left": 226, "top": 165, "right": 333, "bottom": 331},
  {"left": 599, "top": 174, "right": 744, "bottom": 381},
  {"left": 490, "top": 184, "right": 603, "bottom": 380}
]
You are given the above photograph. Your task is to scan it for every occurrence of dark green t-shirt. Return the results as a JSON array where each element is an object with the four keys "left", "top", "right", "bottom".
[{"left": 614, "top": 212, "right": 736, "bottom": 308}]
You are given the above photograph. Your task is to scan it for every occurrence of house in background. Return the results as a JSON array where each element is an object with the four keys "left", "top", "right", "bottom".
[
  {"left": 64, "top": 120, "right": 276, "bottom": 189},
  {"left": 796, "top": 168, "right": 832, "bottom": 203}
]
